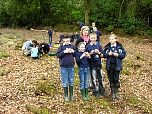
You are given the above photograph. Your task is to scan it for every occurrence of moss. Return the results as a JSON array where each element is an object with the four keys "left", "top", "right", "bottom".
[
  {"left": 128, "top": 96, "right": 140, "bottom": 106},
  {"left": 25, "top": 104, "right": 41, "bottom": 114},
  {"left": 35, "top": 80, "right": 57, "bottom": 96},
  {"left": 0, "top": 51, "right": 10, "bottom": 59},
  {"left": 25, "top": 104, "right": 50, "bottom": 114},
  {"left": 0, "top": 67, "right": 5, "bottom": 76}
]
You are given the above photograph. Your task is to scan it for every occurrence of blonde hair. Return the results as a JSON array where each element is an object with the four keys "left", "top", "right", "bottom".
[
  {"left": 90, "top": 32, "right": 97, "bottom": 37},
  {"left": 80, "top": 26, "right": 90, "bottom": 37},
  {"left": 78, "top": 42, "right": 86, "bottom": 48},
  {"left": 109, "top": 33, "right": 117, "bottom": 39}
]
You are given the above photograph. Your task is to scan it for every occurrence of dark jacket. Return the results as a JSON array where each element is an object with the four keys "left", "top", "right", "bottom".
[
  {"left": 103, "top": 42, "right": 126, "bottom": 71},
  {"left": 95, "top": 30, "right": 102, "bottom": 41},
  {"left": 85, "top": 43, "right": 104, "bottom": 68},
  {"left": 75, "top": 51, "right": 90, "bottom": 68},
  {"left": 56, "top": 44, "right": 75, "bottom": 68},
  {"left": 75, "top": 37, "right": 90, "bottom": 51}
]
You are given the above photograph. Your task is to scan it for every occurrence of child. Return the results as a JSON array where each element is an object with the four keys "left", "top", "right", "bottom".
[
  {"left": 56, "top": 34, "right": 75, "bottom": 102},
  {"left": 103, "top": 34, "right": 126, "bottom": 99},
  {"left": 75, "top": 42, "right": 90, "bottom": 101},
  {"left": 93, "top": 27, "right": 102, "bottom": 45},
  {"left": 90, "top": 22, "right": 97, "bottom": 33},
  {"left": 48, "top": 29, "right": 53, "bottom": 45},
  {"left": 39, "top": 43, "right": 50, "bottom": 54},
  {"left": 85, "top": 33, "right": 106, "bottom": 98},
  {"left": 22, "top": 40, "right": 38, "bottom": 56},
  {"left": 31, "top": 41, "right": 42, "bottom": 59}
]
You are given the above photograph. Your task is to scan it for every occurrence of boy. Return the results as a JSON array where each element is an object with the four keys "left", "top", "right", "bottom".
[
  {"left": 75, "top": 42, "right": 90, "bottom": 100},
  {"left": 56, "top": 34, "right": 75, "bottom": 102},
  {"left": 103, "top": 34, "right": 126, "bottom": 99},
  {"left": 48, "top": 29, "right": 53, "bottom": 45},
  {"left": 85, "top": 33, "right": 106, "bottom": 98}
]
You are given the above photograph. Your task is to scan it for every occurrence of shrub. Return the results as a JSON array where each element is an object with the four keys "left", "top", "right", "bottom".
[{"left": 122, "top": 17, "right": 137, "bottom": 34}]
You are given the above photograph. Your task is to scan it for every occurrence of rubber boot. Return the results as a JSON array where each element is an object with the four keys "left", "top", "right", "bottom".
[
  {"left": 69, "top": 86, "right": 75, "bottom": 101},
  {"left": 63, "top": 87, "right": 69, "bottom": 102},
  {"left": 111, "top": 87, "right": 116, "bottom": 99},
  {"left": 85, "top": 88, "right": 89, "bottom": 100},
  {"left": 115, "top": 88, "right": 120, "bottom": 99},
  {"left": 80, "top": 89, "right": 87, "bottom": 101}
]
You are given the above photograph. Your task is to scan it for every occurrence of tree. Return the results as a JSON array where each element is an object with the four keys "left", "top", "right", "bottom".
[{"left": 84, "top": 0, "right": 91, "bottom": 26}]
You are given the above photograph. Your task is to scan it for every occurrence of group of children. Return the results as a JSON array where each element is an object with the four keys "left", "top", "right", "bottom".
[
  {"left": 57, "top": 26, "right": 126, "bottom": 101},
  {"left": 22, "top": 39, "right": 51, "bottom": 59},
  {"left": 22, "top": 24, "right": 126, "bottom": 102}
]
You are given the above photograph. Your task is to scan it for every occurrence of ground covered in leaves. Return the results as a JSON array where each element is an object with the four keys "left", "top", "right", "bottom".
[{"left": 0, "top": 28, "right": 151, "bottom": 114}]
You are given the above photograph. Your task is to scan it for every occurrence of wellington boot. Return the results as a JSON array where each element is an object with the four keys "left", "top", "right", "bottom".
[
  {"left": 63, "top": 87, "right": 69, "bottom": 102},
  {"left": 85, "top": 88, "right": 89, "bottom": 100},
  {"left": 80, "top": 89, "right": 87, "bottom": 101},
  {"left": 69, "top": 86, "right": 75, "bottom": 101},
  {"left": 115, "top": 88, "right": 120, "bottom": 99},
  {"left": 111, "top": 87, "right": 116, "bottom": 100}
]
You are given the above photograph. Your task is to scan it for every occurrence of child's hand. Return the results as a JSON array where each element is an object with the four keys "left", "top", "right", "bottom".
[
  {"left": 69, "top": 48, "right": 74, "bottom": 53},
  {"left": 108, "top": 51, "right": 113, "bottom": 56},
  {"left": 100, "top": 53, "right": 104, "bottom": 57},
  {"left": 64, "top": 48, "right": 69, "bottom": 53},
  {"left": 85, "top": 52, "right": 90, "bottom": 57},
  {"left": 90, "top": 50, "right": 95, "bottom": 55},
  {"left": 95, "top": 49, "right": 100, "bottom": 54},
  {"left": 113, "top": 52, "right": 119, "bottom": 57},
  {"left": 64, "top": 50, "right": 68, "bottom": 53}
]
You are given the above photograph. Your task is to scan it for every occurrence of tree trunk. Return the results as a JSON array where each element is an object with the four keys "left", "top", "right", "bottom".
[
  {"left": 84, "top": 0, "right": 91, "bottom": 26},
  {"left": 118, "top": 0, "right": 125, "bottom": 26}
]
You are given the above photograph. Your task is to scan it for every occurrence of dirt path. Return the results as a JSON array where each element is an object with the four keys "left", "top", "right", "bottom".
[{"left": 0, "top": 28, "right": 151, "bottom": 114}]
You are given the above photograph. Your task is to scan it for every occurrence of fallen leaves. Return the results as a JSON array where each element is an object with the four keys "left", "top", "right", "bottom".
[{"left": 0, "top": 28, "right": 151, "bottom": 114}]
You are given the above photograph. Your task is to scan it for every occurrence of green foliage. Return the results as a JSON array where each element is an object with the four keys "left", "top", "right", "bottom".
[
  {"left": 25, "top": 104, "right": 50, "bottom": 114},
  {"left": 70, "top": 10, "right": 83, "bottom": 22},
  {"left": 35, "top": 80, "right": 56, "bottom": 95},
  {"left": 0, "top": 51, "right": 9, "bottom": 59},
  {"left": 0, "top": 0, "right": 152, "bottom": 34},
  {"left": 0, "top": 67, "right": 6, "bottom": 76},
  {"left": 105, "top": 25, "right": 114, "bottom": 32},
  {"left": 122, "top": 17, "right": 137, "bottom": 34}
]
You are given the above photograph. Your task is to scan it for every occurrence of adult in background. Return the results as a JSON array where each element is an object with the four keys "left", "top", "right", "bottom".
[
  {"left": 22, "top": 40, "right": 38, "bottom": 56},
  {"left": 75, "top": 26, "right": 90, "bottom": 50}
]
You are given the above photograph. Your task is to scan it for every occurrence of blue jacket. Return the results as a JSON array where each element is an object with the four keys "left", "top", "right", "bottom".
[
  {"left": 85, "top": 43, "right": 104, "bottom": 67},
  {"left": 75, "top": 51, "right": 90, "bottom": 68},
  {"left": 56, "top": 44, "right": 75, "bottom": 68},
  {"left": 103, "top": 42, "right": 126, "bottom": 71}
]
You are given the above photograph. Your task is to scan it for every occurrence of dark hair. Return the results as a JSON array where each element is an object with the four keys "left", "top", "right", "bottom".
[
  {"left": 32, "top": 40, "right": 38, "bottom": 44},
  {"left": 63, "top": 33, "right": 72, "bottom": 39}
]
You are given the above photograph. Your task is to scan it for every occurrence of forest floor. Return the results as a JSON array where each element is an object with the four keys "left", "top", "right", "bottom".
[{"left": 0, "top": 28, "right": 152, "bottom": 114}]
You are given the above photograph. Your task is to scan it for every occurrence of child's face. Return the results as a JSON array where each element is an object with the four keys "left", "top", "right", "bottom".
[
  {"left": 109, "top": 36, "right": 117, "bottom": 45},
  {"left": 92, "top": 23, "right": 95, "bottom": 27},
  {"left": 79, "top": 44, "right": 85, "bottom": 52},
  {"left": 82, "top": 28, "right": 89, "bottom": 36},
  {"left": 63, "top": 38, "right": 71, "bottom": 44},
  {"left": 90, "top": 34, "right": 97, "bottom": 43}
]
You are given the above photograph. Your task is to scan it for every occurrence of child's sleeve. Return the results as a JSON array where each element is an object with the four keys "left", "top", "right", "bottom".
[
  {"left": 103, "top": 46, "right": 110, "bottom": 58},
  {"left": 118, "top": 46, "right": 126, "bottom": 59},
  {"left": 75, "top": 53, "right": 81, "bottom": 65},
  {"left": 56, "top": 46, "right": 65, "bottom": 58}
]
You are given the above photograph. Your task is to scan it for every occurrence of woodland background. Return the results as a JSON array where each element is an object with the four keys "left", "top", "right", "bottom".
[{"left": 0, "top": 0, "right": 152, "bottom": 114}]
